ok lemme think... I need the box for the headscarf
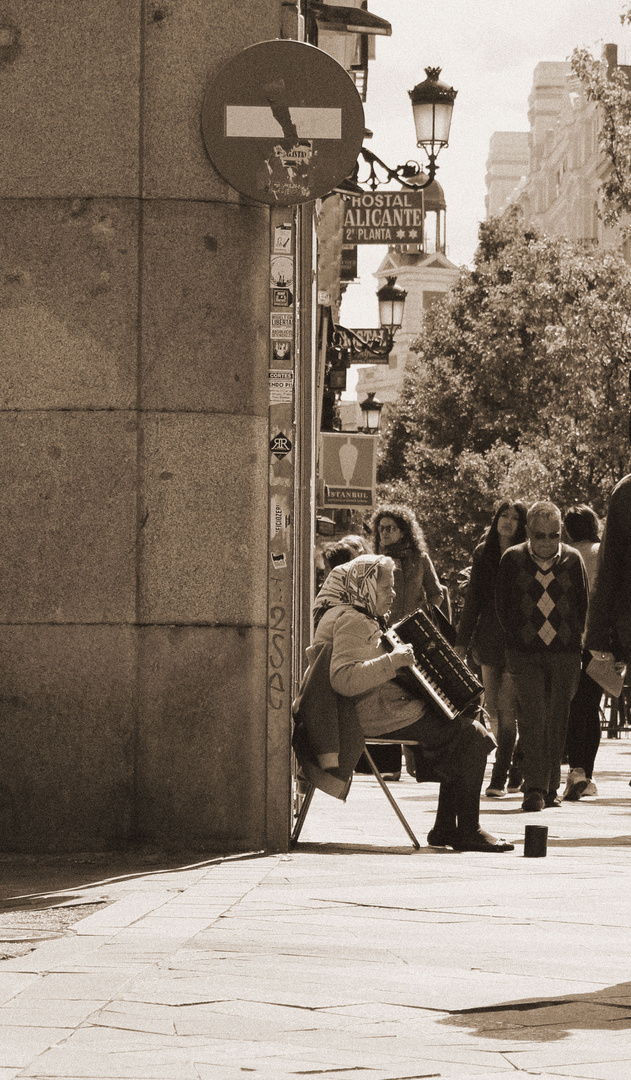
[312,563,350,626]
[313,554,389,627]
[345,554,385,618]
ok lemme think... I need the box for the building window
[422,291,445,311]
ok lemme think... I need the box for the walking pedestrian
[454,500,527,797]
[562,505,603,799]
[495,501,588,812]
[585,474,631,665]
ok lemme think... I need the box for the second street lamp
[377,277,407,337]
[333,275,407,363]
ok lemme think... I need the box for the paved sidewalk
[1,740,631,1080]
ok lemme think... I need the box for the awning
[312,4,392,36]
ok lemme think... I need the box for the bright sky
[339,0,630,329]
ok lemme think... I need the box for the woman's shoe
[454,829,515,853]
[485,786,506,798]
[427,827,459,848]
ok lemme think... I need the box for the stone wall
[0,0,283,852]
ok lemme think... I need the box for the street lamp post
[359,391,384,434]
[332,275,407,365]
[342,66,457,193]
[377,277,408,338]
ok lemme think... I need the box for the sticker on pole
[201,39,365,205]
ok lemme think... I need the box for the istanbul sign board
[342,190,424,245]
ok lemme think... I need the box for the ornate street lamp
[377,277,407,336]
[346,66,457,192]
[409,67,457,180]
[333,276,407,362]
[359,391,384,434]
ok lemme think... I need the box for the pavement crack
[450,998,574,1015]
[292,1070,376,1075]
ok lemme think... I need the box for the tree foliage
[571,8,631,228]
[378,210,631,585]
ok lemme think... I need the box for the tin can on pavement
[524,824,548,857]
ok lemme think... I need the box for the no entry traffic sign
[201,39,365,205]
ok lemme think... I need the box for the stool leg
[363,747,420,849]
[290,783,315,847]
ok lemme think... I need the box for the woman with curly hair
[368,504,446,779]
[371,504,445,624]
[454,499,528,797]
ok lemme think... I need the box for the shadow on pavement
[292,842,462,855]
[442,981,631,1042]
[0,848,266,912]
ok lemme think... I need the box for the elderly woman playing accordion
[312,554,514,852]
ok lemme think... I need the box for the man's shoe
[583,779,598,796]
[507,771,523,793]
[545,792,563,807]
[563,767,589,801]
[485,786,506,798]
[382,771,401,781]
[521,790,545,812]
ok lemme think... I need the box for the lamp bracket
[333,324,395,361]
[354,147,437,192]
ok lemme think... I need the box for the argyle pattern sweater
[495,542,588,654]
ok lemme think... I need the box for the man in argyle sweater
[495,501,588,812]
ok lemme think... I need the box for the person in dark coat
[454,500,528,797]
[368,504,445,780]
[585,474,631,664]
[562,505,603,800]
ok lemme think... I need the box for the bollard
[524,824,548,857]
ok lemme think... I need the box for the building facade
[486,45,631,249]
[0,0,386,854]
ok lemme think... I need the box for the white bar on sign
[226,106,342,139]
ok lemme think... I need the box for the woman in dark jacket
[368,504,446,779]
[454,500,528,797]
[372,504,445,625]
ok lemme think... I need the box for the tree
[571,9,631,228]
[378,210,631,585]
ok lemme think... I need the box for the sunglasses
[378,524,399,533]
[532,532,560,540]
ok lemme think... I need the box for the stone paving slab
[1,740,631,1080]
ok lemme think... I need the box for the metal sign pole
[266,206,297,850]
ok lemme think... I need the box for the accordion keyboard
[383,607,483,721]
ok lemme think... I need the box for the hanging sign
[342,190,424,244]
[320,433,378,508]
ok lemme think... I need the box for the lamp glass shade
[359,392,383,432]
[412,99,454,149]
[408,67,457,153]
[328,367,347,391]
[377,276,407,330]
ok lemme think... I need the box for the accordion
[383,607,483,721]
